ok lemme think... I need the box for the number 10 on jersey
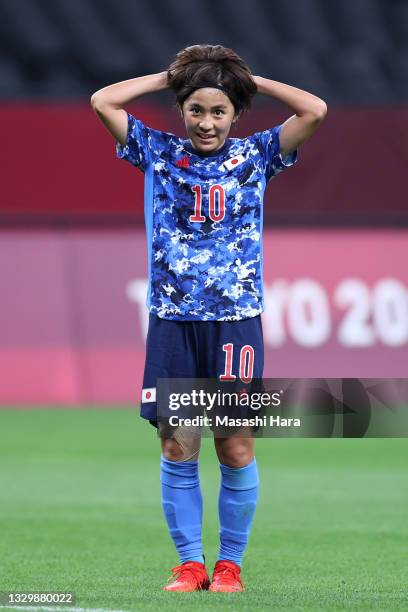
[189,184,226,222]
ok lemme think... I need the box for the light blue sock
[160,456,204,564]
[218,458,259,567]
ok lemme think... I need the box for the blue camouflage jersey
[117,112,297,321]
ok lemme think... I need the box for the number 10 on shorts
[219,343,255,383]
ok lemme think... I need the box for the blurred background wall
[1,0,407,404]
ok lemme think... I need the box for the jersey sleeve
[115,112,155,172]
[254,124,297,183]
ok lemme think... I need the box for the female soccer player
[91,44,326,593]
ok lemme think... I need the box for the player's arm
[253,76,327,156]
[90,72,168,145]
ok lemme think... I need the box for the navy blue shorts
[141,313,264,425]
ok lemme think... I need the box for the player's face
[181,88,237,155]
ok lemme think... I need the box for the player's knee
[161,438,185,462]
[223,452,252,468]
[220,440,253,468]
[161,438,200,462]
[216,437,254,468]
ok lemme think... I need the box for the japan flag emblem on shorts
[220,154,246,171]
[142,387,156,403]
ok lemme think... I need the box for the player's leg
[159,425,209,591]
[160,423,203,565]
[209,433,258,592]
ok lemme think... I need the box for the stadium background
[1,2,407,610]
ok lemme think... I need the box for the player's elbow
[90,92,103,111]
[91,91,113,113]
[312,99,328,123]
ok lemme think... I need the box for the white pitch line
[0,607,128,612]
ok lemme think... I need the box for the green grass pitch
[0,408,407,611]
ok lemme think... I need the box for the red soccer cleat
[209,560,244,593]
[163,561,210,592]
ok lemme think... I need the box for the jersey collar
[182,138,231,159]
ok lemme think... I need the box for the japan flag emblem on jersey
[142,387,156,403]
[220,154,246,171]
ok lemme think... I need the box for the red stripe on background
[1,104,407,218]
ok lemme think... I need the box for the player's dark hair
[167,44,257,116]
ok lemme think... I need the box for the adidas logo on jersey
[176,155,190,169]
[219,154,246,171]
